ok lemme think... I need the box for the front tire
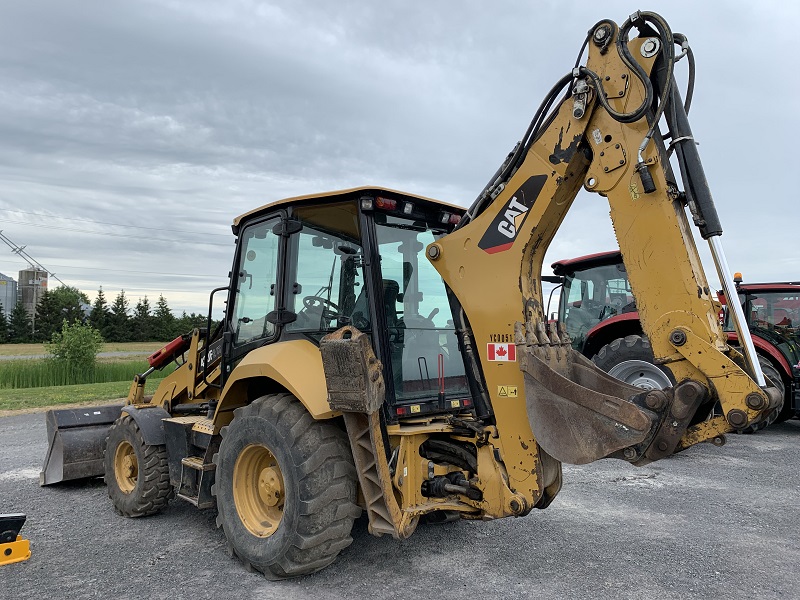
[104,414,171,517]
[213,393,360,579]
[592,335,673,390]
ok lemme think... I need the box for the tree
[0,303,8,343]
[107,290,131,342]
[131,296,153,341]
[90,287,111,340]
[175,311,207,336]
[34,286,89,342]
[153,295,176,341]
[8,300,32,343]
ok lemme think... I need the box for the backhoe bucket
[517,321,705,466]
[39,404,123,486]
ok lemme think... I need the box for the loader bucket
[39,404,123,486]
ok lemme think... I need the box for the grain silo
[18,268,47,318]
[0,273,16,319]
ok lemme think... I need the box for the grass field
[0,343,169,413]
[0,341,164,357]
[0,377,165,413]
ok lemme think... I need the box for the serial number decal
[489,333,514,343]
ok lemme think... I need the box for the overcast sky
[0,1,796,316]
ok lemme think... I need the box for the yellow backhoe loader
[40,10,779,579]
[0,514,31,566]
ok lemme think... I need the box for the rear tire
[592,335,673,390]
[104,414,171,517]
[212,392,360,579]
[759,358,788,427]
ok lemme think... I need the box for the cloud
[0,0,795,317]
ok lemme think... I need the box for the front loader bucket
[39,404,123,486]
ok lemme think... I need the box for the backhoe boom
[429,11,779,466]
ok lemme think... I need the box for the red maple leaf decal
[496,346,507,357]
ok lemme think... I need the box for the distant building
[18,268,47,319]
[0,273,16,319]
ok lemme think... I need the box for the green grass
[0,359,154,389]
[0,341,163,357]
[0,377,165,412]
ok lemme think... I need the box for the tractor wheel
[759,358,789,426]
[733,357,784,433]
[104,414,171,517]
[212,392,360,579]
[592,335,673,390]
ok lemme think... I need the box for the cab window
[231,217,280,346]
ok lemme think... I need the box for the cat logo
[478,175,547,254]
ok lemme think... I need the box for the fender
[216,339,335,421]
[582,312,643,356]
[121,405,171,445]
[726,332,792,377]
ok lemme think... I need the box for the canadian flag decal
[487,343,516,362]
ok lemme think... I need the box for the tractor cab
[549,251,636,351]
[223,187,471,422]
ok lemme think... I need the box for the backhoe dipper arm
[429,11,780,471]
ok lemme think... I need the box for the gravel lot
[1,411,798,600]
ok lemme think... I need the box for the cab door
[226,214,283,372]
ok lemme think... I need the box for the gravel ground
[0,412,798,600]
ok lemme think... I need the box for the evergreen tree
[131,296,153,341]
[33,285,89,342]
[153,295,176,341]
[90,287,111,340]
[175,311,207,336]
[8,300,33,343]
[0,303,8,343]
[107,290,131,342]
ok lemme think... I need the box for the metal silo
[0,273,16,319]
[18,268,47,319]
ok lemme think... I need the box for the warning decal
[497,385,519,398]
[487,343,516,362]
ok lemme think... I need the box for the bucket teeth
[518,318,659,465]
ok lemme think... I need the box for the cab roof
[736,283,800,293]
[551,250,621,276]
[233,186,465,229]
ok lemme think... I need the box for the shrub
[45,321,104,372]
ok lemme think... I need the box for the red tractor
[545,251,799,424]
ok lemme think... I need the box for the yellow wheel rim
[233,444,285,537]
[114,440,138,494]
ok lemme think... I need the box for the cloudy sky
[0,1,796,316]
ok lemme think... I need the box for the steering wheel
[303,296,340,320]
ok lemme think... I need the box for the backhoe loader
[40,10,780,579]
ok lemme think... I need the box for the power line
[0,219,232,247]
[0,230,65,286]
[0,257,223,279]
[0,207,232,238]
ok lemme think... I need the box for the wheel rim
[114,440,138,493]
[607,359,671,390]
[233,444,285,537]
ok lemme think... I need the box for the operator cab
[225,187,471,422]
